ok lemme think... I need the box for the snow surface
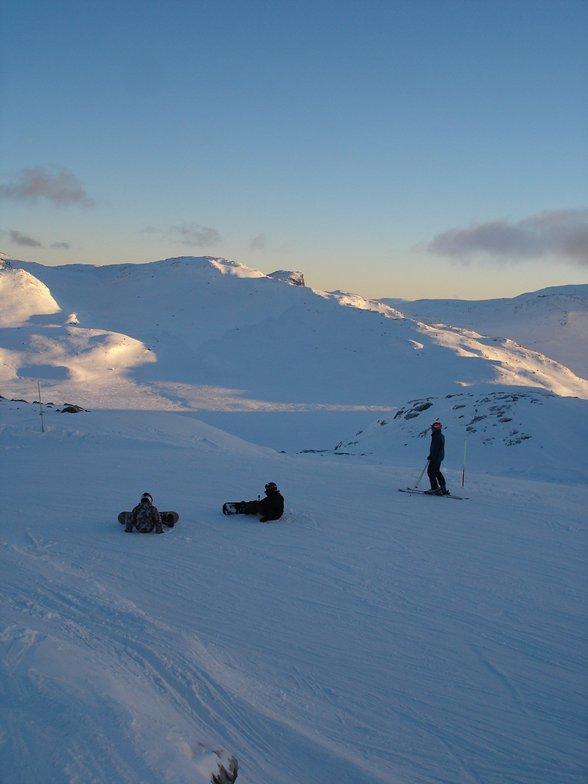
[382,286,588,381]
[1,256,587,783]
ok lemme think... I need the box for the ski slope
[1,401,586,784]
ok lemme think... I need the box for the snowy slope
[0,262,60,327]
[330,388,588,484]
[1,398,586,784]
[382,285,588,380]
[1,256,587,784]
[1,257,587,452]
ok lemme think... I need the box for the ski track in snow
[2,411,587,784]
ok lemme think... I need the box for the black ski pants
[427,461,446,490]
[239,500,261,515]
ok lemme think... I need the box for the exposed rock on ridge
[268,269,305,286]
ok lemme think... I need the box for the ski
[398,488,468,500]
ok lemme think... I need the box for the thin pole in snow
[462,434,467,487]
[414,460,428,489]
[37,380,45,433]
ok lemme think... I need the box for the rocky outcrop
[210,750,239,783]
[268,270,305,286]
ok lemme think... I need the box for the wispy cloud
[170,223,222,247]
[0,166,94,206]
[428,209,588,266]
[1,229,71,249]
[7,230,42,247]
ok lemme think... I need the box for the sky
[1,0,587,300]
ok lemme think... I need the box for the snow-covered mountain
[1,256,587,784]
[1,256,587,454]
[382,285,588,379]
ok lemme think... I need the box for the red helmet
[432,421,442,430]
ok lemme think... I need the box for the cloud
[170,223,222,247]
[0,230,71,249]
[7,230,42,247]
[0,166,94,206]
[427,209,588,266]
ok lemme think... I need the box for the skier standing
[125,492,164,533]
[425,422,450,495]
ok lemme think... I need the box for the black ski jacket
[428,431,445,465]
[259,489,284,522]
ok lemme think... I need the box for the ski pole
[462,435,467,487]
[414,460,428,489]
[37,380,45,433]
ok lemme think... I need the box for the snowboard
[398,488,468,501]
[222,502,244,516]
[118,511,179,526]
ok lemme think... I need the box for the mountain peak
[160,255,266,279]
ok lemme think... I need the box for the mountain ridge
[381,284,588,378]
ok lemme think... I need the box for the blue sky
[1,0,587,299]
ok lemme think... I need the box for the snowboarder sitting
[125,492,164,533]
[425,421,450,495]
[234,482,284,522]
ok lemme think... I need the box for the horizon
[1,0,587,300]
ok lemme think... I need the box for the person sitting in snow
[234,482,284,522]
[425,421,450,495]
[125,492,164,533]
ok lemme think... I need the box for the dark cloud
[428,209,588,266]
[0,166,94,206]
[51,241,71,249]
[8,230,42,247]
[170,223,222,247]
